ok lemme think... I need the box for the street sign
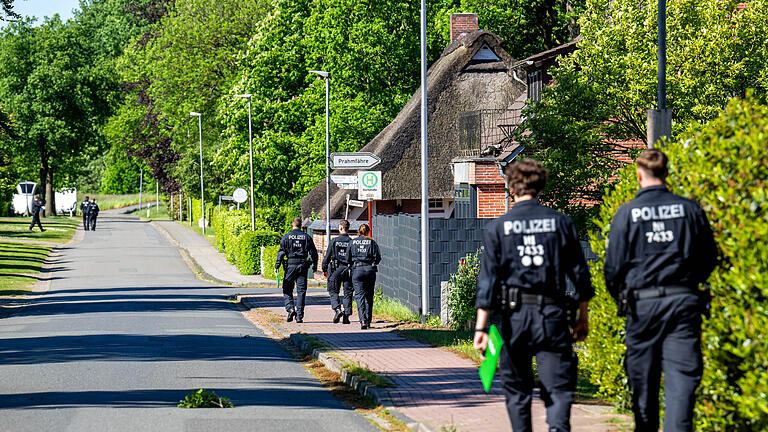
[233,188,248,203]
[337,183,357,190]
[331,152,381,170]
[220,195,234,200]
[348,199,365,208]
[330,175,358,184]
[357,171,382,200]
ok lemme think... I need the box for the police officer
[275,217,318,323]
[322,219,353,324]
[87,199,100,231]
[28,195,46,232]
[473,158,593,432]
[604,149,717,432]
[80,196,91,229]
[346,223,381,330]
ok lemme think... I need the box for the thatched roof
[301,30,524,219]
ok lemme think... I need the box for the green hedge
[261,245,284,281]
[583,95,768,430]
[447,251,480,330]
[235,230,281,275]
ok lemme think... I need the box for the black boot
[287,310,296,322]
[333,308,343,324]
[342,314,351,324]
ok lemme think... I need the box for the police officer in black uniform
[275,217,318,323]
[80,196,91,229]
[604,149,717,432]
[474,158,593,432]
[322,219,353,324]
[87,199,100,231]
[346,223,381,330]
[28,195,46,232]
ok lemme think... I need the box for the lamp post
[310,70,331,240]
[235,94,255,231]
[647,0,671,147]
[190,112,205,235]
[419,0,429,324]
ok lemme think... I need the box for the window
[527,70,542,102]
[428,199,444,209]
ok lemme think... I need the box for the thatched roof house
[301,20,526,221]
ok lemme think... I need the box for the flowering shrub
[447,251,481,330]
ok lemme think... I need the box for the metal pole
[325,77,331,241]
[658,0,666,111]
[247,97,255,231]
[171,193,174,219]
[189,196,192,226]
[139,169,143,209]
[367,199,373,237]
[419,0,429,324]
[156,182,159,211]
[191,113,205,235]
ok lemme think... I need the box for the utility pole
[419,0,429,324]
[310,70,331,240]
[647,0,671,148]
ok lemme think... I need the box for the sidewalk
[153,219,630,432]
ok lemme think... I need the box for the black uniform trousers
[88,214,98,230]
[82,212,89,229]
[29,213,43,231]
[328,265,353,314]
[351,265,376,325]
[625,293,702,432]
[499,304,577,432]
[282,264,308,319]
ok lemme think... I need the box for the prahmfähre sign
[331,152,381,170]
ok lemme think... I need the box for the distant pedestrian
[275,217,318,323]
[87,199,100,231]
[474,158,592,432]
[604,149,718,432]
[80,196,91,230]
[322,219,353,324]
[28,195,45,232]
[346,224,381,330]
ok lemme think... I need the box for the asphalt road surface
[0,212,375,432]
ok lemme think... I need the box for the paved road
[0,213,374,431]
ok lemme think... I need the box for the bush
[583,95,768,430]
[234,230,281,275]
[178,389,233,408]
[261,245,284,281]
[447,251,480,330]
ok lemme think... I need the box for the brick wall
[477,184,508,218]
[472,162,505,184]
[450,13,478,43]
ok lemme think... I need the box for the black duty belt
[352,261,374,268]
[632,285,695,300]
[287,258,306,265]
[519,293,558,305]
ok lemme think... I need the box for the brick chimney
[450,13,478,43]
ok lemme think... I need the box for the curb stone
[238,296,438,432]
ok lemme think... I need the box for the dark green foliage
[447,251,480,330]
[178,388,233,408]
[582,96,768,430]
[261,245,283,281]
[235,230,281,275]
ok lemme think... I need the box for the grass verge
[131,202,171,220]
[175,220,216,244]
[342,361,395,388]
[0,241,52,295]
[77,193,147,210]
[0,216,79,244]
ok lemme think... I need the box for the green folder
[479,324,503,393]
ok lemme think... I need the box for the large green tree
[1,0,18,22]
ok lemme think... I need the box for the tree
[1,0,18,22]
[519,0,768,232]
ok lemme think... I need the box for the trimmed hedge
[261,245,284,281]
[235,230,281,275]
[583,96,768,430]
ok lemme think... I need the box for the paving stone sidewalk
[153,218,630,432]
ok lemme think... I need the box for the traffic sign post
[331,152,381,170]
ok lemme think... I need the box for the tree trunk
[39,142,48,217]
[45,167,55,217]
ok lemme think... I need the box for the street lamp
[310,70,331,240]
[235,93,255,231]
[419,0,429,324]
[190,111,205,235]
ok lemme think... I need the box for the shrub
[234,230,281,275]
[447,251,480,330]
[261,245,284,281]
[582,95,768,430]
[178,389,233,408]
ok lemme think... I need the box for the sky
[10,0,82,24]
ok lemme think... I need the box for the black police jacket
[604,185,718,300]
[80,200,90,214]
[476,198,594,309]
[31,200,45,216]
[88,202,100,216]
[322,233,351,272]
[346,236,382,267]
[276,228,318,270]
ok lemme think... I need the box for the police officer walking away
[28,195,46,232]
[473,158,593,432]
[87,199,100,231]
[275,217,318,323]
[322,219,353,324]
[346,223,381,330]
[604,149,717,432]
[80,196,91,229]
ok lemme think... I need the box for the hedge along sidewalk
[240,291,628,432]
[150,219,324,287]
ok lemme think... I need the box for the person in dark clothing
[604,149,718,432]
[80,196,91,230]
[275,217,318,323]
[322,219,354,324]
[28,195,46,232]
[473,158,593,432]
[346,223,381,330]
[87,199,100,231]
